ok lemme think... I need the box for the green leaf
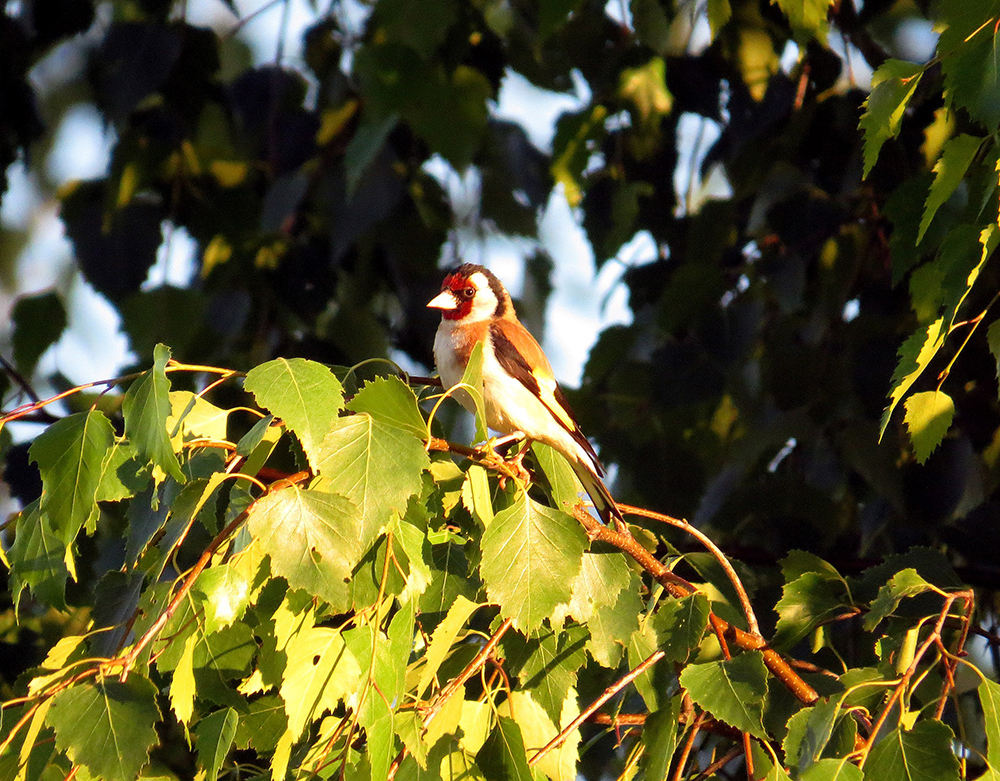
[556,545,630,624]
[503,624,588,726]
[618,57,672,124]
[917,134,982,243]
[248,486,364,611]
[418,595,480,696]
[12,291,67,378]
[988,319,1000,383]
[539,0,584,38]
[233,695,286,753]
[679,651,768,739]
[243,357,345,469]
[799,759,864,781]
[940,10,1000,131]
[639,698,681,781]
[193,561,253,634]
[95,439,146,503]
[347,375,428,439]
[782,695,846,774]
[903,391,955,463]
[773,0,834,42]
[316,411,429,550]
[372,0,457,59]
[859,60,924,178]
[532,442,584,517]
[29,410,114,545]
[123,343,185,483]
[9,502,69,611]
[195,707,237,781]
[707,0,732,37]
[475,717,532,781]
[878,318,946,441]
[480,491,587,630]
[773,571,851,649]
[47,675,160,781]
[552,106,608,207]
[864,568,935,631]
[979,677,1000,772]
[588,583,642,668]
[628,621,666,711]
[275,601,362,739]
[865,720,960,781]
[652,593,710,662]
[346,114,400,196]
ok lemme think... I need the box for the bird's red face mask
[427,273,477,321]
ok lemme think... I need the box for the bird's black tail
[572,458,626,529]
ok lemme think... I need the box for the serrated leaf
[903,391,954,463]
[653,593,710,662]
[475,716,532,781]
[248,486,363,611]
[9,503,68,611]
[47,675,160,781]
[588,583,642,668]
[532,442,583,516]
[29,410,114,545]
[941,13,1000,131]
[878,318,945,441]
[95,439,146,503]
[168,391,231,442]
[243,357,345,468]
[556,545,630,624]
[123,344,185,483]
[316,412,429,550]
[979,677,1000,772]
[865,720,960,781]
[917,134,982,243]
[504,624,588,726]
[864,568,935,631]
[799,759,864,781]
[233,695,286,753]
[347,375,428,439]
[195,707,237,780]
[480,492,587,630]
[170,632,198,724]
[782,695,846,774]
[276,602,361,739]
[679,651,768,739]
[773,572,851,649]
[859,60,924,178]
[640,698,681,781]
[12,291,67,378]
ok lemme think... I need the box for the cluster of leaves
[859,0,1000,463]
[0,350,995,781]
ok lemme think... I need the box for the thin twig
[528,650,666,767]
[620,503,761,637]
[422,618,513,728]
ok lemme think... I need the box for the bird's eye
[461,286,476,299]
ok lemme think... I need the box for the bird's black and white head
[427,264,511,324]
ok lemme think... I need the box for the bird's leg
[474,432,531,485]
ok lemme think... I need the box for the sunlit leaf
[917,134,982,244]
[29,410,114,545]
[903,390,954,464]
[248,486,363,610]
[860,60,924,178]
[480,492,587,630]
[316,412,429,550]
[475,717,532,781]
[195,707,237,781]
[243,357,345,468]
[864,568,935,630]
[123,343,185,483]
[679,651,768,739]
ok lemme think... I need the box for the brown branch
[572,507,819,705]
[111,472,308,680]
[529,650,666,767]
[620,504,760,637]
[421,617,513,728]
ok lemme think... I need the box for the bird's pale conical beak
[427,290,459,310]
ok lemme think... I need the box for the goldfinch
[428,263,625,528]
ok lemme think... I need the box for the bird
[427,263,625,529]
